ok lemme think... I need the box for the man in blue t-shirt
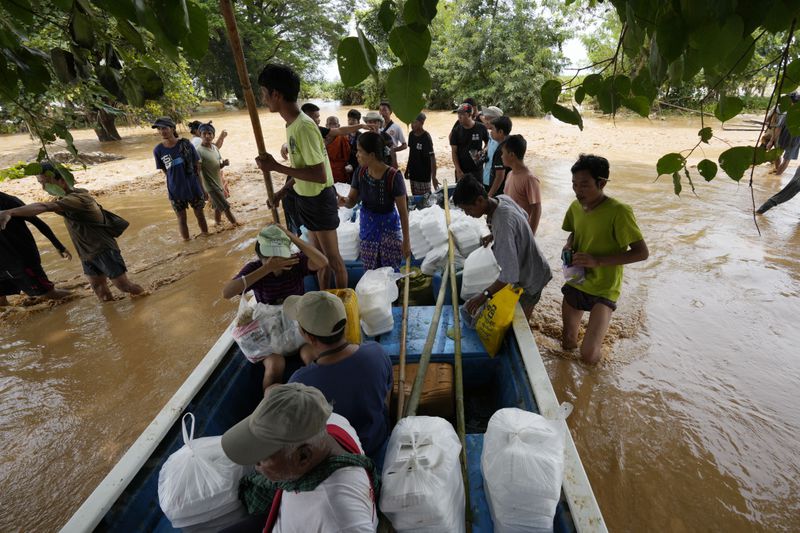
[284,291,392,462]
[152,117,209,241]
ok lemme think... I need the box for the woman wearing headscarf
[196,122,239,227]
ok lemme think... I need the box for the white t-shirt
[191,136,202,148]
[273,414,377,533]
[382,122,406,148]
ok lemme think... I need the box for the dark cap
[152,117,176,129]
[187,120,202,130]
[415,112,427,122]
[456,103,473,115]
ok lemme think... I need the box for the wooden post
[219,0,280,223]
[442,179,471,530]
[396,256,412,419]
[404,262,449,417]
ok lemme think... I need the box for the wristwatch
[482,289,491,298]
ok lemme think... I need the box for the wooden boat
[61,269,607,532]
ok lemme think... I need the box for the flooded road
[1,107,799,531]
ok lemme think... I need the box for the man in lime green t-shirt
[561,154,649,364]
[254,63,346,289]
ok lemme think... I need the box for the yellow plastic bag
[325,288,362,344]
[475,285,522,357]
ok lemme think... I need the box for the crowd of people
[0,61,654,531]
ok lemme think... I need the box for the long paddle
[396,256,412,419]
[442,179,472,530]
[404,261,449,417]
[219,0,281,223]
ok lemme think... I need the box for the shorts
[561,284,617,312]
[519,287,543,310]
[295,186,339,232]
[82,248,128,279]
[170,196,206,212]
[410,179,432,195]
[0,264,54,296]
[206,187,230,212]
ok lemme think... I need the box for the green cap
[221,383,332,465]
[256,225,292,258]
[283,291,347,337]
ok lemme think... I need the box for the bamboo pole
[442,179,471,530]
[219,0,281,223]
[404,262,449,417]
[396,256,412,419]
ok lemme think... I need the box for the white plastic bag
[481,405,572,533]
[231,293,271,361]
[460,246,501,301]
[380,416,465,532]
[158,414,248,529]
[356,267,401,336]
[231,296,304,363]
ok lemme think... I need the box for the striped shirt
[235,253,311,304]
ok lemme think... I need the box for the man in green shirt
[561,154,649,364]
[254,64,346,289]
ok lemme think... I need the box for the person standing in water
[561,154,649,364]
[196,122,239,227]
[152,117,209,241]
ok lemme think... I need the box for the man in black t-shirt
[406,113,438,195]
[449,103,488,180]
[487,115,513,196]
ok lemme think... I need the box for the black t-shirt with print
[406,130,434,181]
[490,139,511,193]
[449,122,488,173]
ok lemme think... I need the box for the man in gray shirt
[454,175,551,318]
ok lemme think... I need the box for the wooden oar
[404,261,449,417]
[219,0,281,223]
[396,256,412,419]
[442,179,472,530]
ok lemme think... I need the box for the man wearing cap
[480,106,504,190]
[254,64,346,290]
[362,111,397,168]
[152,117,210,241]
[284,291,392,463]
[406,112,438,195]
[223,224,328,389]
[449,103,489,181]
[222,383,378,532]
[0,162,145,301]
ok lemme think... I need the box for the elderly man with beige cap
[222,382,378,532]
[283,291,393,464]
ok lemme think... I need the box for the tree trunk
[93,108,122,142]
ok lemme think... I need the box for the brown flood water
[1,106,800,532]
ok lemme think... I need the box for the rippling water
[1,108,799,531]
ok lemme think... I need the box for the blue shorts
[82,249,128,279]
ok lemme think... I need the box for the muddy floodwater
[1,106,799,532]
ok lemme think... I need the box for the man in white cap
[222,383,378,532]
[284,291,392,463]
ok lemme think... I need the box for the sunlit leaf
[550,103,584,131]
[389,25,430,66]
[718,146,755,181]
[386,64,431,124]
[337,36,377,87]
[697,159,717,181]
[714,96,743,123]
[44,183,67,197]
[656,152,685,175]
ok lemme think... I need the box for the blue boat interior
[98,304,574,532]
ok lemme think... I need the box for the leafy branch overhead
[337,0,438,124]
[0,0,209,186]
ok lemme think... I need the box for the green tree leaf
[44,183,67,197]
[180,0,208,60]
[337,36,377,87]
[655,11,687,62]
[70,9,95,48]
[386,64,431,124]
[657,152,685,175]
[389,25,431,66]
[402,0,437,26]
[672,171,682,195]
[697,159,717,181]
[582,74,602,96]
[0,0,33,26]
[718,146,755,181]
[540,79,561,111]
[623,95,650,117]
[378,1,396,33]
[574,86,585,105]
[698,127,713,143]
[550,103,584,130]
[632,69,657,101]
[129,66,164,99]
[714,96,743,123]
[50,48,77,84]
[23,162,42,176]
[116,19,146,53]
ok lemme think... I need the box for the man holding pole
[254,64,347,289]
